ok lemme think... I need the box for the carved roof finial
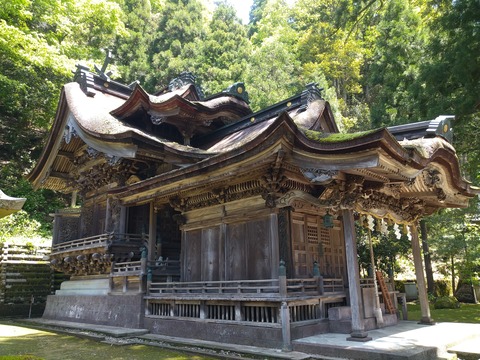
[94,50,114,80]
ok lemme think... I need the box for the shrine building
[28,65,478,348]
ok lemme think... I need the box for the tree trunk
[451,255,456,294]
[420,220,435,295]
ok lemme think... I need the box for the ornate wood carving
[106,198,122,233]
[315,174,427,222]
[50,252,114,275]
[300,168,338,184]
[58,216,80,243]
[260,150,288,208]
[423,169,441,187]
[81,205,94,236]
[422,169,446,202]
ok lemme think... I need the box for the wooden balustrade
[51,233,148,254]
[323,278,345,293]
[52,234,109,253]
[111,260,143,276]
[148,279,281,296]
[147,277,343,298]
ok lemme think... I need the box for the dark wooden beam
[58,150,75,161]
[50,171,72,180]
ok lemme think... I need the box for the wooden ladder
[376,271,396,314]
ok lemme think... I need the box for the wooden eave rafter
[111,112,477,211]
[28,84,218,192]
[296,127,477,198]
[27,88,70,190]
[110,112,300,204]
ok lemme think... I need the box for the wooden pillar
[367,228,383,327]
[410,224,435,324]
[71,191,78,208]
[104,198,111,233]
[342,209,371,342]
[270,212,280,278]
[280,301,292,351]
[148,201,157,262]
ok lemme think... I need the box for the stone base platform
[43,293,144,328]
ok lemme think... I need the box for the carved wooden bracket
[317,174,426,222]
[50,252,114,276]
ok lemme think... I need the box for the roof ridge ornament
[222,82,250,103]
[301,83,324,106]
[168,72,205,99]
[93,50,114,81]
[73,51,134,98]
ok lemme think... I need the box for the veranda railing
[51,233,147,254]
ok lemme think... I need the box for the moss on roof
[304,129,380,143]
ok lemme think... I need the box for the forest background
[0,0,479,296]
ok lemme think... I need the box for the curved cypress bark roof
[28,67,478,222]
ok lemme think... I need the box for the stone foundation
[55,277,110,296]
[145,316,284,348]
[328,305,398,333]
[43,294,144,328]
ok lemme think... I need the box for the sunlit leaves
[198,1,251,94]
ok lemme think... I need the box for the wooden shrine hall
[28,64,478,348]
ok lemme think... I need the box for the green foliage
[433,296,460,309]
[145,0,206,91]
[425,207,480,292]
[434,280,451,298]
[198,1,251,94]
[407,302,480,324]
[0,0,479,254]
[365,0,427,127]
[245,35,302,111]
[248,0,268,37]
[0,210,43,242]
[304,129,379,143]
[355,222,412,278]
[114,0,153,85]
[0,170,67,235]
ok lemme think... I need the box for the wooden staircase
[376,271,396,314]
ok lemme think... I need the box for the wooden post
[313,261,324,294]
[279,260,287,297]
[70,191,77,208]
[342,209,371,342]
[410,224,435,325]
[368,228,384,326]
[281,301,292,351]
[146,268,152,296]
[148,201,157,262]
[109,261,115,293]
[235,301,242,322]
[140,246,147,293]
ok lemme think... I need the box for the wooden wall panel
[225,223,246,280]
[290,211,346,280]
[201,227,221,281]
[183,229,202,281]
[246,218,271,279]
[184,214,276,282]
[291,214,308,277]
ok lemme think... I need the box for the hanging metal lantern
[323,211,334,228]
